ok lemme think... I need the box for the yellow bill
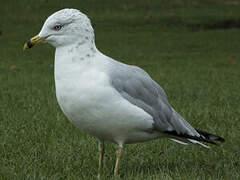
[23,35,46,50]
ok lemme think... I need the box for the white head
[24,9,95,49]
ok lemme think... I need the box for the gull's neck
[55,38,99,64]
[54,37,104,82]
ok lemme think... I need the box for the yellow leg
[114,147,123,177]
[97,141,104,179]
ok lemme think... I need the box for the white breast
[54,52,158,145]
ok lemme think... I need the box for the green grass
[1,0,240,179]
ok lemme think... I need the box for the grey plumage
[108,58,224,145]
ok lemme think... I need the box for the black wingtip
[196,129,225,143]
[163,129,225,145]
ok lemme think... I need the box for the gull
[23,9,225,178]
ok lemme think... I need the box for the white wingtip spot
[170,139,189,145]
[187,139,210,149]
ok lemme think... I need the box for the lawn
[0,0,240,179]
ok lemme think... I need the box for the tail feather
[170,138,210,148]
[170,138,189,145]
[187,139,210,148]
[165,129,225,147]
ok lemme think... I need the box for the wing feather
[108,59,200,137]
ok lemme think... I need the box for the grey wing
[108,60,200,137]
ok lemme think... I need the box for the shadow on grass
[188,19,240,31]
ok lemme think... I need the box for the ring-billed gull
[23,9,225,178]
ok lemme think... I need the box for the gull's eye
[53,25,62,31]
